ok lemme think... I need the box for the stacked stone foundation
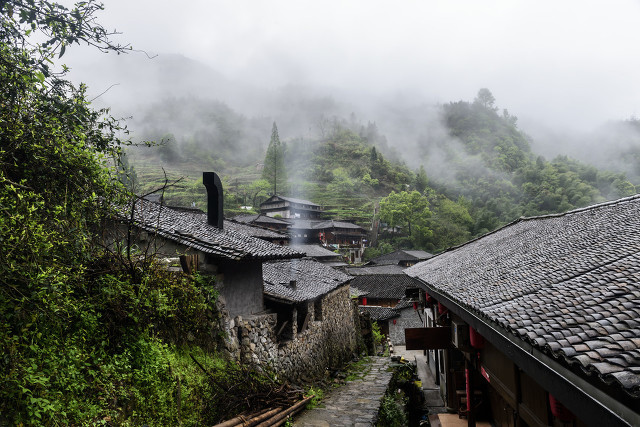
[222,285,359,383]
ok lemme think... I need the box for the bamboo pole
[254,395,314,427]
[212,407,275,427]
[240,407,284,427]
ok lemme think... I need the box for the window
[297,303,310,333]
[314,298,323,321]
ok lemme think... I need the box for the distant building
[288,219,368,263]
[231,213,291,232]
[115,172,358,383]
[260,195,323,219]
[345,265,427,345]
[290,244,346,266]
[367,249,433,267]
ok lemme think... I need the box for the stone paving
[292,357,392,427]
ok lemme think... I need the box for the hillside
[122,86,638,253]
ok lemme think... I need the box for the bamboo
[254,395,314,427]
[212,407,275,427]
[241,407,283,427]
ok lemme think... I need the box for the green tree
[0,1,130,422]
[474,88,497,110]
[262,122,287,194]
[415,165,429,193]
[378,190,432,246]
[243,179,271,208]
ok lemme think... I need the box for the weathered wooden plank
[405,327,451,350]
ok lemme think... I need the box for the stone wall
[389,306,423,345]
[221,284,358,383]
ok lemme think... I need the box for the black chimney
[203,172,224,229]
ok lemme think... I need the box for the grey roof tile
[349,274,427,299]
[360,306,399,321]
[405,195,640,397]
[369,249,434,265]
[263,258,352,303]
[127,201,303,261]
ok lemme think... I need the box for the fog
[62,0,640,168]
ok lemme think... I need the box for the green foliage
[0,2,256,424]
[371,322,384,348]
[376,392,408,427]
[304,386,325,409]
[378,190,432,247]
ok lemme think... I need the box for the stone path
[293,357,392,427]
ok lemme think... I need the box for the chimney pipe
[203,172,224,229]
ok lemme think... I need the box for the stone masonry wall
[222,284,358,383]
[389,306,423,345]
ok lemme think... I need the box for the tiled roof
[350,286,370,297]
[263,258,352,303]
[276,196,321,206]
[344,265,407,276]
[286,219,365,231]
[312,220,365,230]
[232,214,291,226]
[224,219,289,240]
[360,306,399,321]
[403,250,434,259]
[291,244,342,259]
[395,297,417,310]
[287,219,317,230]
[370,249,433,265]
[405,195,640,397]
[261,195,321,207]
[350,274,426,299]
[127,201,303,261]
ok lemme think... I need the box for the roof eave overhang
[413,277,639,427]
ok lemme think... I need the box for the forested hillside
[126,88,637,254]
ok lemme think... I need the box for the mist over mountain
[71,52,639,233]
[73,52,640,186]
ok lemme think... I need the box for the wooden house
[117,172,304,318]
[346,265,427,345]
[260,195,323,219]
[367,248,434,267]
[405,196,640,426]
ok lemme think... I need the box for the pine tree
[262,122,287,194]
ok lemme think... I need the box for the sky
[66,0,640,135]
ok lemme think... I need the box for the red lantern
[438,302,448,315]
[393,319,397,324]
[470,326,485,349]
[425,293,434,304]
[549,394,575,422]
[413,301,418,310]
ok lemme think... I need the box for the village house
[224,218,290,246]
[287,219,368,263]
[366,248,433,267]
[253,257,359,381]
[290,244,346,266]
[237,197,369,263]
[404,196,640,426]
[345,260,427,345]
[231,213,291,233]
[120,173,302,318]
[260,195,323,219]
[119,172,360,381]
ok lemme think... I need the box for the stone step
[293,357,392,427]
